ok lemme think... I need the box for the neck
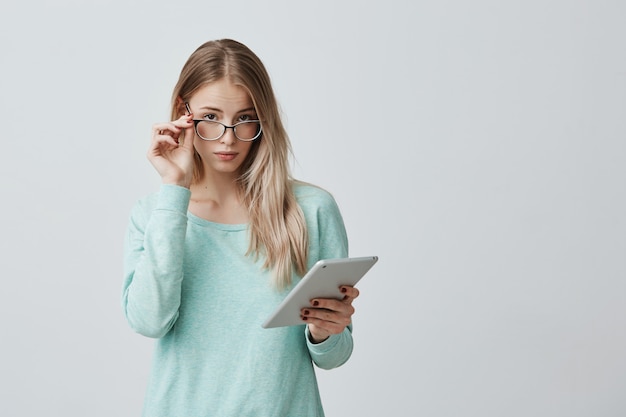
[187,168,250,224]
[191,172,240,204]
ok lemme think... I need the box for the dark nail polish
[303,310,310,315]
[312,300,319,307]
[341,287,347,293]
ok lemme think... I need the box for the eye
[238,114,255,122]
[202,113,217,121]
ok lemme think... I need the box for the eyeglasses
[185,103,262,142]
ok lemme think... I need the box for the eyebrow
[197,106,257,114]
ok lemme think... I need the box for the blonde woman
[122,39,359,416]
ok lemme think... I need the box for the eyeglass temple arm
[184,102,192,115]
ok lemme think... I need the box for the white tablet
[262,256,379,328]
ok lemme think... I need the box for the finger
[149,134,181,153]
[302,302,355,322]
[309,297,356,313]
[170,115,195,145]
[152,123,182,140]
[152,115,192,138]
[181,125,196,150]
[303,315,349,335]
[339,286,360,302]
[302,308,350,325]
[171,113,194,128]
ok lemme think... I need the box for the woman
[122,39,359,416]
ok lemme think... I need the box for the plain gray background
[1,1,624,416]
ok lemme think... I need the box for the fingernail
[341,287,347,293]
[312,300,319,307]
[343,295,349,301]
[301,316,308,321]
[303,310,310,315]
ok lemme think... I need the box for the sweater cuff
[156,184,191,214]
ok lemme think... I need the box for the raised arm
[122,115,196,337]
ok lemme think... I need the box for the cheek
[241,142,255,156]
[192,136,216,153]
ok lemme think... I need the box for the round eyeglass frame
[185,102,262,142]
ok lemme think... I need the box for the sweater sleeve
[122,184,191,338]
[300,186,354,369]
[306,325,354,370]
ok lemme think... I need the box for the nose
[220,126,237,145]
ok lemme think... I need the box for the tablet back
[262,256,378,328]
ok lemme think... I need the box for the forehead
[189,79,253,110]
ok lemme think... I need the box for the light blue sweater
[123,183,352,416]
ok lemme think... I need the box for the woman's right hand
[147,114,196,188]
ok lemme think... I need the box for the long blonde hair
[170,39,308,289]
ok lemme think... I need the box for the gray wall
[1,1,624,416]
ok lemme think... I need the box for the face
[185,79,257,178]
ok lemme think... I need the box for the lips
[214,151,238,161]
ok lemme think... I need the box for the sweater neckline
[187,211,248,231]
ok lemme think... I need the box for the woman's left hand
[302,286,360,343]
